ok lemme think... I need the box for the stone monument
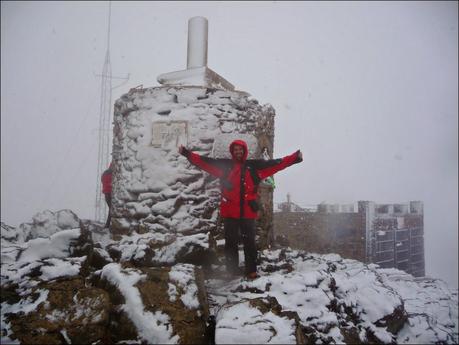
[111,17,275,249]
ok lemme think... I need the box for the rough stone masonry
[111,85,275,249]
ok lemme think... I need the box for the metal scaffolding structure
[95,2,128,222]
[95,2,113,222]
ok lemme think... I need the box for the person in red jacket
[101,162,113,229]
[179,140,302,279]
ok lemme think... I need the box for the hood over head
[229,139,248,162]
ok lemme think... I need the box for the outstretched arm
[257,150,303,180]
[179,145,225,178]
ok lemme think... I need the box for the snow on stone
[208,248,458,344]
[1,222,17,243]
[2,209,458,344]
[167,283,178,303]
[60,329,71,344]
[17,228,81,263]
[94,247,113,263]
[43,290,105,326]
[380,268,459,344]
[154,233,208,264]
[84,221,113,248]
[215,300,297,344]
[100,263,179,344]
[114,231,175,262]
[331,261,401,323]
[1,228,84,292]
[168,263,200,309]
[1,289,49,343]
[112,86,274,235]
[16,210,80,243]
[39,257,86,281]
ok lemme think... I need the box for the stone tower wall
[111,86,275,247]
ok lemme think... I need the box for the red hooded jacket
[101,167,112,194]
[181,140,302,219]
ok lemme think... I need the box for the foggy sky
[1,1,457,288]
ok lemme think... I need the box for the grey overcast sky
[1,1,457,288]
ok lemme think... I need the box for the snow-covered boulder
[14,209,80,243]
[215,296,305,344]
[91,263,209,344]
[2,277,110,344]
[0,222,17,244]
[103,230,214,268]
[2,212,457,344]
[207,249,458,344]
[1,227,92,296]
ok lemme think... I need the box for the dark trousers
[224,218,257,274]
[104,193,112,228]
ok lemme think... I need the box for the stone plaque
[152,121,188,149]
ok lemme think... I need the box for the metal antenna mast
[95,1,129,222]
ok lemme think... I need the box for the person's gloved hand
[295,149,303,163]
[178,145,190,158]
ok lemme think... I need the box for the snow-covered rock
[0,222,17,244]
[215,296,305,344]
[9,209,80,243]
[207,249,458,344]
[2,213,457,344]
[91,262,209,344]
[2,277,110,344]
[102,230,213,268]
[1,227,90,296]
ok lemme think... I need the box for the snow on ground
[99,263,179,344]
[168,263,200,309]
[207,248,459,344]
[215,300,297,344]
[1,212,457,344]
[1,289,49,344]
[154,232,208,264]
[1,227,85,295]
[380,268,459,344]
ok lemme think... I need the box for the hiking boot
[246,272,259,280]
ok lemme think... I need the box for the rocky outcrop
[91,263,209,344]
[206,249,458,344]
[1,213,458,344]
[4,277,110,344]
[0,222,17,243]
[1,212,212,344]
[102,229,215,269]
[215,296,306,344]
[15,209,80,243]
